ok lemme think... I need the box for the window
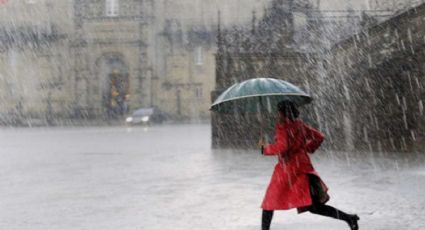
[195,46,203,65]
[195,86,203,99]
[106,0,119,17]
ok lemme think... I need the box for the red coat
[261,118,327,211]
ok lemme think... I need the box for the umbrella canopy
[210,78,312,113]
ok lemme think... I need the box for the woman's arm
[304,124,324,153]
[263,126,288,156]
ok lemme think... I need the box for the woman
[259,101,359,230]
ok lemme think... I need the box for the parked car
[125,107,167,125]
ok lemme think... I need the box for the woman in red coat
[259,101,359,230]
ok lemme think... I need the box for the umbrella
[210,78,312,114]
[210,78,312,143]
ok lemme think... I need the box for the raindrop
[402,96,407,111]
[256,100,261,121]
[380,88,385,98]
[365,78,371,92]
[304,80,310,93]
[408,28,413,43]
[411,130,416,141]
[363,127,369,143]
[403,111,408,129]
[390,137,396,150]
[314,107,322,130]
[414,76,421,89]
[367,54,373,68]
[366,33,371,46]
[343,112,354,151]
[401,137,408,151]
[368,142,374,155]
[407,72,414,92]
[374,116,379,130]
[395,93,400,105]
[344,151,351,166]
[266,97,272,113]
[419,100,423,115]
[401,39,406,50]
[343,84,350,101]
[377,141,383,154]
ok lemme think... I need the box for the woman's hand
[258,138,268,155]
[258,138,267,148]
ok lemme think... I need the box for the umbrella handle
[258,97,266,144]
[260,119,264,140]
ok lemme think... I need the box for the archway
[96,53,130,118]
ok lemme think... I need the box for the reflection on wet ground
[0,124,424,230]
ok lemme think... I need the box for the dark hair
[277,101,299,121]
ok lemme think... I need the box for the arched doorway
[97,53,130,118]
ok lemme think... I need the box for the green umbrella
[210,78,312,113]
[210,78,312,143]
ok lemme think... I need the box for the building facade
[0,0,72,125]
[211,0,424,152]
[1,0,266,124]
[71,0,155,119]
[212,0,323,148]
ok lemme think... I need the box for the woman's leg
[262,210,274,230]
[307,203,359,230]
[308,203,350,220]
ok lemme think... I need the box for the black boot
[262,210,273,230]
[346,214,360,230]
[307,204,359,230]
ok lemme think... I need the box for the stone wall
[0,0,72,125]
[325,2,425,152]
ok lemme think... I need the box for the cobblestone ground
[0,124,424,230]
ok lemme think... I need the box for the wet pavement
[0,124,424,230]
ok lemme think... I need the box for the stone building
[152,0,272,120]
[0,0,72,125]
[71,0,156,119]
[212,0,323,148]
[0,0,266,124]
[211,0,424,152]
[156,23,216,120]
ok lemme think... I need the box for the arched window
[105,0,119,17]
